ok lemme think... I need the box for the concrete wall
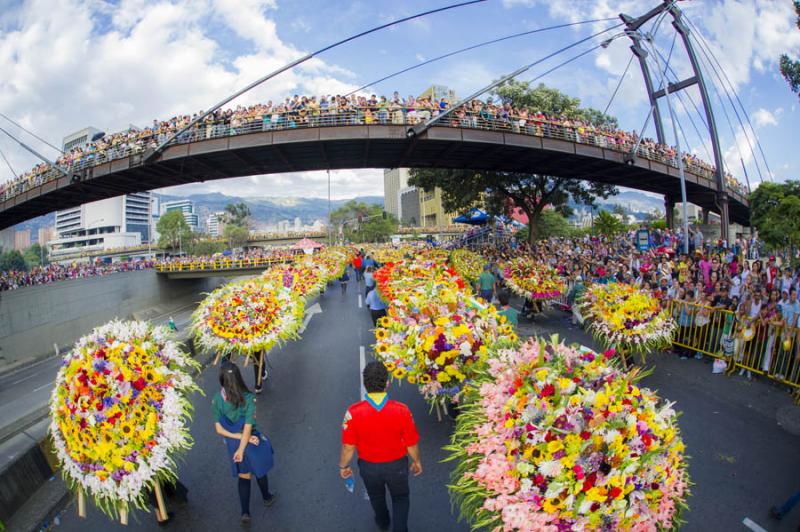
[0,271,224,368]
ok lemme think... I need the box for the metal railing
[156,256,292,273]
[667,300,800,396]
[1,108,749,204]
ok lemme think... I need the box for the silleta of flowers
[49,320,200,518]
[451,249,486,286]
[503,258,566,301]
[373,254,518,407]
[191,277,305,361]
[446,336,689,531]
[264,261,326,299]
[579,283,676,361]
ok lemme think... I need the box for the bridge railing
[2,108,748,204]
[155,256,292,273]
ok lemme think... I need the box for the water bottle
[344,475,355,493]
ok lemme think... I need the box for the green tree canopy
[330,201,397,243]
[23,243,48,267]
[515,210,575,242]
[157,210,192,250]
[750,180,800,253]
[223,224,250,248]
[188,239,225,256]
[224,202,251,228]
[409,83,618,244]
[780,1,800,99]
[594,210,625,237]
[0,250,28,272]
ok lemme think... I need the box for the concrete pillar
[665,195,675,230]
[701,209,710,225]
[718,194,730,243]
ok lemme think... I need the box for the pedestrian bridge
[0,119,750,230]
[155,257,290,279]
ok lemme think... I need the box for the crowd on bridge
[0,259,154,291]
[0,91,748,203]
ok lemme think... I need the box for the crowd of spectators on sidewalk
[0,259,155,291]
[0,92,748,203]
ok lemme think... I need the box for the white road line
[358,295,363,309]
[359,346,366,399]
[11,373,40,386]
[33,381,53,393]
[742,517,768,532]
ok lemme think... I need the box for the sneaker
[738,368,746,376]
[374,516,390,531]
[264,493,277,507]
[679,355,688,360]
[241,514,251,525]
[694,353,703,360]
[254,386,263,394]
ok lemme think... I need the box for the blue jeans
[358,457,409,532]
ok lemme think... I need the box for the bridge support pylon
[665,194,675,230]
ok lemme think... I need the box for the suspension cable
[0,126,68,177]
[346,17,617,98]
[683,14,772,181]
[0,111,64,154]
[603,54,633,116]
[0,143,18,181]
[146,0,486,162]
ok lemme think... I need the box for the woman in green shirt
[213,362,276,523]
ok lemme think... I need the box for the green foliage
[516,210,575,242]
[330,201,397,243]
[750,180,800,252]
[224,202,251,227]
[189,239,225,256]
[23,243,48,267]
[222,224,250,248]
[649,219,668,230]
[157,210,192,250]
[594,209,625,237]
[779,1,800,98]
[0,250,28,272]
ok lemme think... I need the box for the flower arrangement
[445,336,689,531]
[503,258,566,301]
[191,277,305,361]
[373,256,518,408]
[451,249,486,286]
[263,261,325,299]
[310,248,351,282]
[579,283,675,361]
[49,320,200,519]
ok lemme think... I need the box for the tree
[780,1,800,99]
[0,250,28,272]
[157,210,192,250]
[409,83,618,244]
[517,210,574,242]
[611,204,626,217]
[188,239,225,256]
[750,180,800,255]
[223,224,250,248]
[23,243,48,267]
[224,202,251,228]
[594,210,625,237]
[330,201,397,243]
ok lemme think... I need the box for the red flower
[641,433,653,448]
[609,486,622,499]
[132,377,146,391]
[580,431,591,440]
[573,465,585,480]
[540,384,555,398]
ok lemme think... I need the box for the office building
[207,211,226,237]
[383,168,409,219]
[0,228,14,252]
[419,187,457,228]
[161,199,199,232]
[37,226,56,247]
[418,85,458,103]
[399,187,420,226]
[62,126,102,152]
[14,229,31,250]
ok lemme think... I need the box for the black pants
[370,308,387,326]
[358,457,409,532]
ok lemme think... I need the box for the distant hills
[155,192,384,230]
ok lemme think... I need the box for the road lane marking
[742,518,768,532]
[33,381,53,393]
[359,346,366,399]
[11,373,40,386]
[358,295,363,309]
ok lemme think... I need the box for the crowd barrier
[666,300,800,398]
[156,256,291,272]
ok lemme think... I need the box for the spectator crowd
[0,92,748,202]
[0,259,154,291]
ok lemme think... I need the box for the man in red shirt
[339,361,422,532]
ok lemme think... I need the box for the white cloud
[0,0,358,197]
[752,108,778,127]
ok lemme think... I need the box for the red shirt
[353,256,363,269]
[342,399,419,463]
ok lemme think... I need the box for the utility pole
[327,169,332,246]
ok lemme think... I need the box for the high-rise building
[14,229,31,250]
[37,226,56,247]
[383,168,409,219]
[419,187,458,228]
[50,128,152,261]
[162,199,199,232]
[0,228,15,252]
[207,211,226,237]
[418,85,457,103]
[399,186,420,226]
[294,217,302,232]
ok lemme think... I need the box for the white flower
[539,460,564,478]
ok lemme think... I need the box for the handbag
[712,358,727,374]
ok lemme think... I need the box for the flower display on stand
[310,247,351,283]
[191,277,305,362]
[503,258,566,301]
[445,336,689,532]
[263,261,325,299]
[579,283,675,362]
[49,320,200,519]
[451,249,486,286]
[372,255,518,409]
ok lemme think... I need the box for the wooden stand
[153,482,167,523]
[119,505,128,525]
[256,351,265,389]
[77,489,86,518]
[434,401,442,422]
[617,346,629,370]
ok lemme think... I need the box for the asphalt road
[36,282,800,531]
[0,305,197,442]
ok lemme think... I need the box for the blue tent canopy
[453,208,488,225]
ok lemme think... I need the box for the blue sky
[0,0,797,200]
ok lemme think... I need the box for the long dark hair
[219,361,250,407]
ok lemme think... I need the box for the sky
[0,0,798,200]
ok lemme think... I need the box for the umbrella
[291,237,324,250]
[453,208,488,225]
